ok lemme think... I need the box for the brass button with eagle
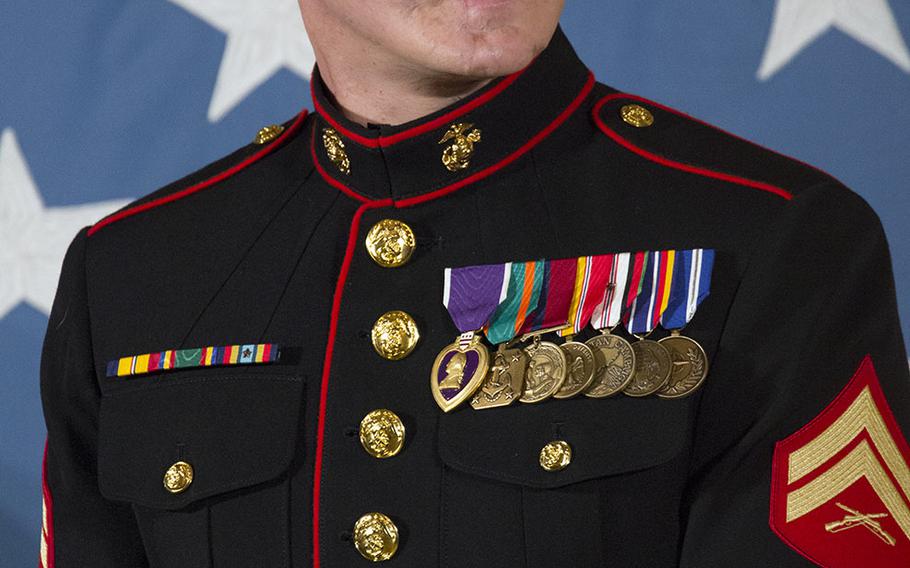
[163,461,194,494]
[365,219,416,268]
[253,124,285,145]
[539,440,572,472]
[359,409,405,459]
[620,104,654,128]
[371,310,420,360]
[353,512,399,562]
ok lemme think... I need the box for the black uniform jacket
[39,28,910,568]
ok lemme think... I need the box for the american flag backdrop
[1,1,908,563]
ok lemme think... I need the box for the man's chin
[447,38,545,79]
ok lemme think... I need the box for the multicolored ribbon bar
[485,260,544,344]
[560,254,615,336]
[622,251,650,325]
[590,252,631,330]
[520,257,577,334]
[106,343,280,378]
[661,248,715,330]
[626,250,678,334]
[444,248,715,343]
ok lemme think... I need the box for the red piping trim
[311,72,595,568]
[592,94,794,201]
[41,439,54,568]
[395,72,595,208]
[87,110,310,236]
[312,72,596,207]
[311,67,526,149]
[309,127,370,204]
[311,199,391,568]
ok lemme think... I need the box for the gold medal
[471,345,528,410]
[657,332,709,398]
[583,330,636,398]
[430,332,490,412]
[519,337,567,403]
[553,339,596,399]
[623,338,672,397]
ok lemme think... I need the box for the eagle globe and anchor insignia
[439,122,482,171]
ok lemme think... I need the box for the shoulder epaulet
[88,110,309,236]
[592,93,835,201]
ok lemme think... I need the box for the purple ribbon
[443,264,508,332]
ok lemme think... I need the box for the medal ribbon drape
[559,254,615,336]
[652,250,676,330]
[622,251,650,324]
[590,252,631,330]
[442,263,511,332]
[521,257,577,334]
[485,260,545,344]
[626,250,678,334]
[661,248,715,329]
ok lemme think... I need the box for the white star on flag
[758,0,910,80]
[0,129,130,319]
[169,0,315,122]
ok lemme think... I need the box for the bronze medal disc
[583,333,636,398]
[624,339,672,397]
[553,341,596,399]
[519,341,567,403]
[657,334,709,399]
[471,347,528,410]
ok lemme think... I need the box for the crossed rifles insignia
[825,502,895,546]
[770,356,910,567]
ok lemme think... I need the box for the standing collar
[309,26,594,202]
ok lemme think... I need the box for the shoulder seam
[87,110,309,237]
[592,93,795,201]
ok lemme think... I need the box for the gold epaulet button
[253,124,285,145]
[620,104,654,128]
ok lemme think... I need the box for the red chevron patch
[770,356,910,567]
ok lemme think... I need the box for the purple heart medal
[431,263,510,412]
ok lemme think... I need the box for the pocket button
[163,461,194,494]
[539,441,572,472]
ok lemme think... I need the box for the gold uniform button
[539,440,572,472]
[620,104,655,128]
[371,310,420,360]
[360,409,406,459]
[353,512,399,562]
[365,219,416,268]
[253,124,285,145]
[163,461,194,494]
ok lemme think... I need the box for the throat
[322,66,494,127]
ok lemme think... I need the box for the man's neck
[310,29,493,127]
[318,64,493,127]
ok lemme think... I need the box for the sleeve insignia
[770,356,910,566]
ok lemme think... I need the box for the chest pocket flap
[97,372,304,510]
[438,395,695,488]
